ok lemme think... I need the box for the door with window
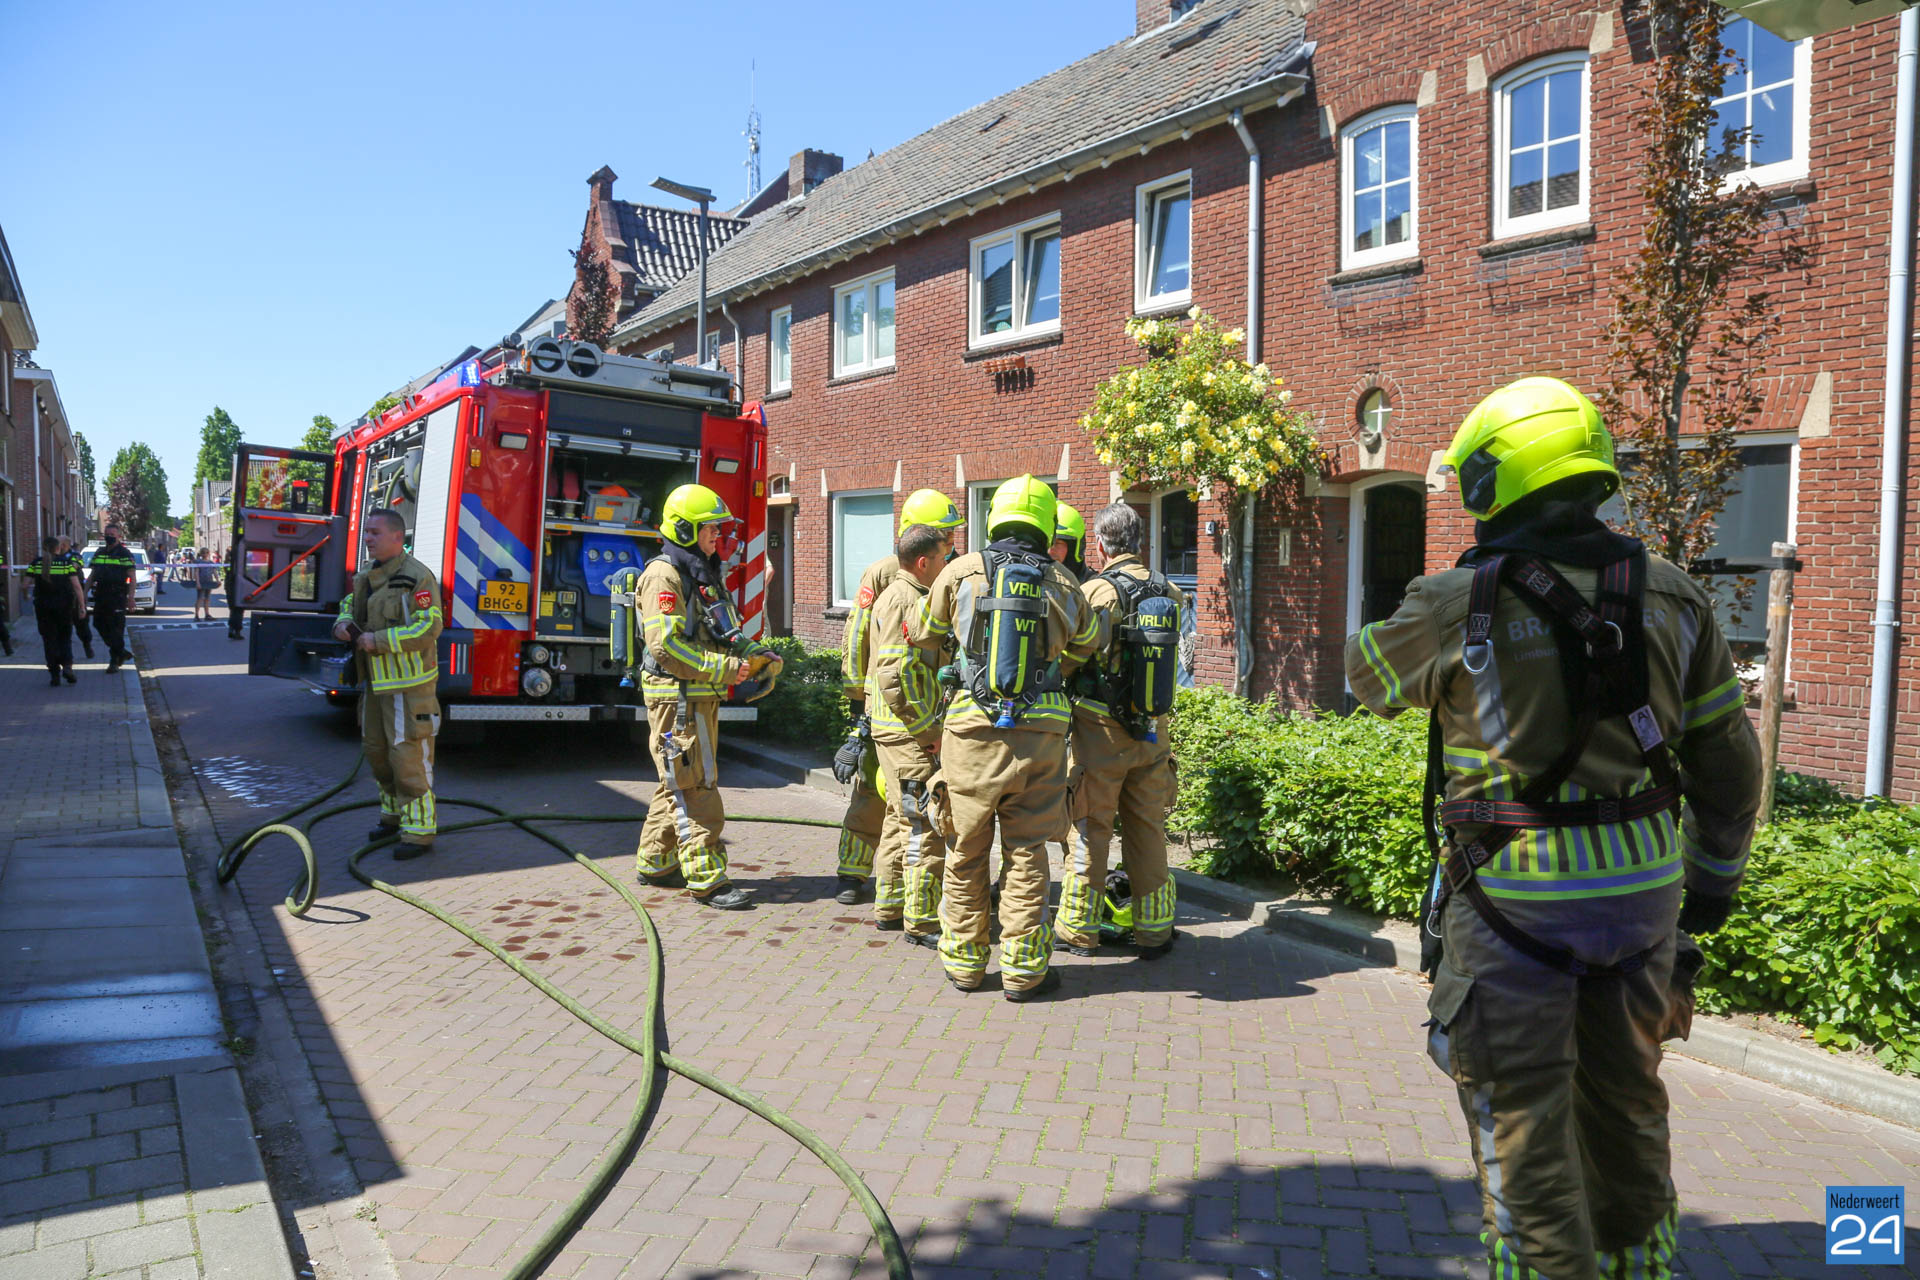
[230,442,349,614]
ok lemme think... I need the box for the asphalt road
[128,595,1920,1280]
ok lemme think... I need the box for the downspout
[1867,7,1919,798]
[31,388,42,543]
[719,298,743,404]
[1229,108,1263,699]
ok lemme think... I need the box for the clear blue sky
[7,0,1128,517]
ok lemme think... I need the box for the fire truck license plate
[478,580,529,613]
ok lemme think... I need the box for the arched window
[1712,17,1810,186]
[1492,54,1590,239]
[1357,388,1392,448]
[1341,108,1418,270]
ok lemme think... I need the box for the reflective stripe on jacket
[841,556,900,698]
[636,557,740,700]
[867,574,948,745]
[341,553,443,693]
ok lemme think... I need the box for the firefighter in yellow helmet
[1049,502,1089,582]
[1055,502,1185,959]
[910,475,1096,1000]
[831,488,963,912]
[334,508,443,857]
[863,521,957,947]
[1345,377,1761,1280]
[632,483,781,909]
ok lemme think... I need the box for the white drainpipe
[1228,108,1265,698]
[31,388,42,542]
[1867,7,1919,798]
[719,298,743,402]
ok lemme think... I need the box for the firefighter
[333,507,443,859]
[1049,502,1089,582]
[831,488,964,908]
[27,535,83,684]
[56,536,95,659]
[86,525,137,672]
[1345,377,1762,1280]
[1055,502,1184,959]
[913,475,1096,1000]
[865,521,956,944]
[632,483,781,909]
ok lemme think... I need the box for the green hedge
[747,636,855,746]
[1166,686,1920,1076]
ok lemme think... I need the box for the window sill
[1753,175,1816,206]
[1328,256,1424,287]
[1477,222,1595,259]
[763,389,792,402]
[824,606,850,621]
[962,330,1064,362]
[826,365,897,389]
[1133,294,1193,319]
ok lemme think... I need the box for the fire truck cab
[237,338,771,730]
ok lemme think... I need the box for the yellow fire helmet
[660,483,735,547]
[1053,502,1086,561]
[899,488,964,534]
[985,473,1057,544]
[1443,376,1620,520]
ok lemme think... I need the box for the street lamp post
[651,176,716,365]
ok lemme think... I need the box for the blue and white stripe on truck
[452,493,534,631]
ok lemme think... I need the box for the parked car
[79,541,159,613]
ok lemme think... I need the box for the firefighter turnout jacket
[339,554,444,692]
[1347,552,1762,904]
[841,556,901,701]
[868,575,950,748]
[1072,553,1187,737]
[635,556,745,700]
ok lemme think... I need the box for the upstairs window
[1713,16,1810,186]
[1341,108,1418,269]
[1135,173,1192,311]
[1493,55,1590,239]
[833,270,895,377]
[971,214,1062,346]
[769,306,792,393]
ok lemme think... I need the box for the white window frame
[831,269,896,378]
[768,306,792,393]
[1713,17,1812,189]
[966,475,1057,554]
[1134,172,1194,314]
[831,487,896,606]
[1340,107,1420,271]
[703,331,721,365]
[1491,54,1591,241]
[968,213,1063,349]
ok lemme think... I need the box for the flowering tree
[1598,0,1806,577]
[1080,310,1322,695]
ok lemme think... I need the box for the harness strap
[1437,785,1680,828]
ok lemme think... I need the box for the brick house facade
[592,0,1920,800]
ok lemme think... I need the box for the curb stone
[721,734,1920,1134]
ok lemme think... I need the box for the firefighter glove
[832,717,871,784]
[1676,890,1735,936]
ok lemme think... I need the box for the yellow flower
[1187,305,1202,320]
[1225,328,1245,345]
[1182,400,1199,415]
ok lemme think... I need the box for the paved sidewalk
[0,626,295,1280]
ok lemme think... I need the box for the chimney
[787,149,844,197]
[588,165,618,203]
[1137,0,1194,32]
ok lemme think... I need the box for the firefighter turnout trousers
[636,697,729,895]
[361,686,439,842]
[1427,886,1685,1280]
[838,750,885,885]
[874,737,944,936]
[937,724,1065,993]
[1055,712,1177,950]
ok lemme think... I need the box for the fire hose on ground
[215,752,912,1280]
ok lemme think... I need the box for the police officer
[865,521,957,945]
[56,536,95,660]
[26,535,83,685]
[333,507,443,858]
[1055,503,1184,959]
[832,489,964,908]
[1345,378,1762,1280]
[87,526,137,671]
[632,483,780,909]
[913,475,1096,1000]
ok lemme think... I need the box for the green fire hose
[216,754,911,1280]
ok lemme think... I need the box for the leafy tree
[107,460,154,539]
[1597,0,1807,578]
[106,443,170,535]
[1080,309,1322,695]
[365,394,400,422]
[288,414,337,488]
[569,243,616,347]
[73,432,96,508]
[195,407,243,488]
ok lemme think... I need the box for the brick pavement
[0,623,148,843]
[141,606,1920,1280]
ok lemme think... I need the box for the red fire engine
[234,337,771,731]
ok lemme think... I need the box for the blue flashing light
[458,359,482,386]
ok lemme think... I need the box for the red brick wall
[621,1,1920,799]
